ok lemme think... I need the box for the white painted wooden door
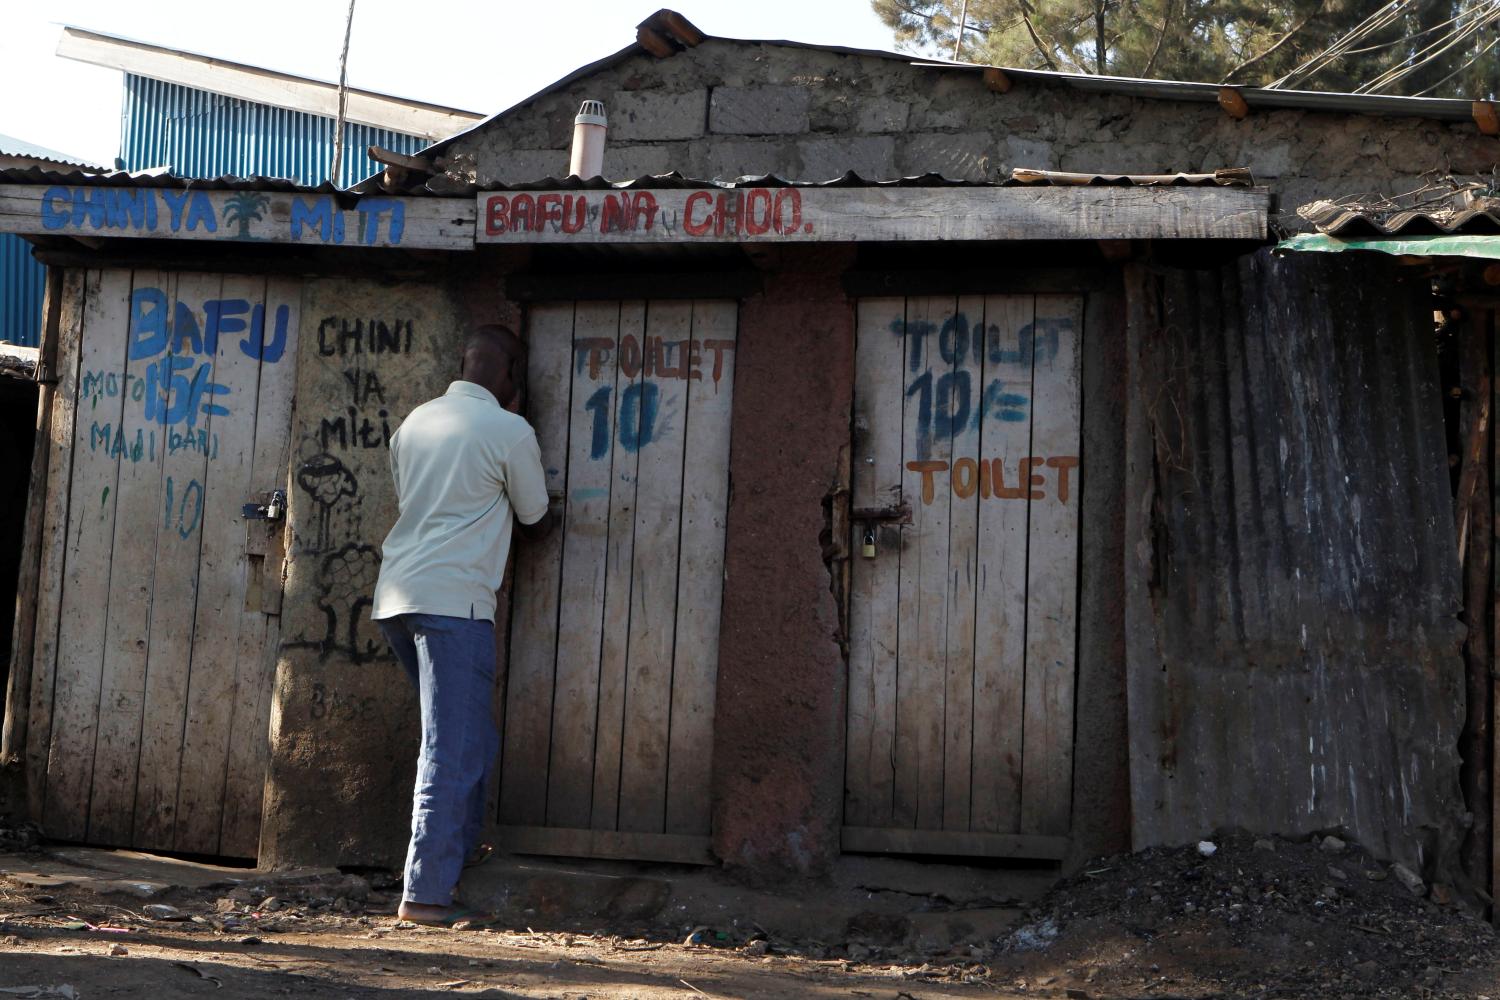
[501,300,736,864]
[844,294,1082,859]
[29,268,299,859]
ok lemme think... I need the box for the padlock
[861,527,877,558]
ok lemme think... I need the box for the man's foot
[397,900,496,927]
[464,843,494,868]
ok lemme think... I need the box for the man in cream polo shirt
[372,325,553,926]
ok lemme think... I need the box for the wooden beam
[1474,101,1500,137]
[1218,86,1251,120]
[983,67,1013,93]
[842,267,1107,296]
[478,185,1269,244]
[367,145,434,173]
[0,268,61,769]
[840,826,1069,860]
[658,10,705,46]
[56,27,483,141]
[505,270,762,301]
[0,185,475,250]
[635,26,676,58]
[1457,373,1492,563]
[498,825,714,865]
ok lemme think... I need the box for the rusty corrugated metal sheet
[1125,249,1467,877]
[408,168,1255,196]
[1300,196,1500,237]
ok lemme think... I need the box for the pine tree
[870,0,1498,97]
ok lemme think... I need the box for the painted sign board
[476,185,1269,244]
[0,182,1268,250]
[0,185,475,250]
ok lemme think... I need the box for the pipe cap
[575,100,607,127]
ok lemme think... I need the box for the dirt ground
[3,827,1500,999]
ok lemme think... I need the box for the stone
[897,131,994,181]
[856,98,910,133]
[143,904,185,921]
[1391,863,1426,896]
[480,148,570,184]
[603,143,676,180]
[214,898,238,913]
[1253,839,1276,852]
[797,136,897,182]
[611,90,708,142]
[101,880,170,900]
[745,938,770,956]
[847,943,872,962]
[259,896,283,912]
[711,86,811,135]
[110,943,129,956]
[1319,836,1347,853]
[1430,883,1454,906]
[1001,136,1055,173]
[1196,841,1218,857]
[340,876,371,902]
[1327,865,1347,881]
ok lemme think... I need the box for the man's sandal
[404,905,497,928]
[464,843,495,868]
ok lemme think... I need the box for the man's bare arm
[516,505,558,543]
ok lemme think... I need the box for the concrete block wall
[440,38,1498,230]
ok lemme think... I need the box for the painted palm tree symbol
[223,193,270,239]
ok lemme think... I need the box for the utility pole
[330,0,358,186]
[953,0,972,61]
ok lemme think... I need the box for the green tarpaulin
[1277,232,1500,259]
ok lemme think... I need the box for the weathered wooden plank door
[844,294,1082,859]
[501,299,736,864]
[27,267,299,858]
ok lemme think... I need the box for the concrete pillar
[710,247,855,879]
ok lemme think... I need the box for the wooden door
[501,299,736,864]
[27,268,299,859]
[843,294,1082,860]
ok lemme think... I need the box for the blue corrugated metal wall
[0,234,44,346]
[1,75,434,348]
[119,74,430,188]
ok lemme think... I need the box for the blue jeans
[379,613,498,906]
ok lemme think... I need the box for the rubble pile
[993,831,1498,999]
[0,818,42,854]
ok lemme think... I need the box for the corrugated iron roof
[3,165,1257,196]
[1299,197,1500,237]
[0,164,343,193]
[415,167,1256,195]
[0,133,104,170]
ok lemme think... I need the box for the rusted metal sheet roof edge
[427,168,1255,195]
[1300,197,1500,237]
[0,165,344,193]
[2,165,1258,197]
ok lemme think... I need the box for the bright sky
[0,0,905,168]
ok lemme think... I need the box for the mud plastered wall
[261,278,462,867]
[443,39,1497,229]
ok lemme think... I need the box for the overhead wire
[1411,28,1500,94]
[1355,0,1500,92]
[1266,0,1416,88]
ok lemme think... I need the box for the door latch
[243,490,287,521]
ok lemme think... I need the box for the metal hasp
[852,502,912,525]
[242,490,286,521]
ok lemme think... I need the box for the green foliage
[870,0,1498,97]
